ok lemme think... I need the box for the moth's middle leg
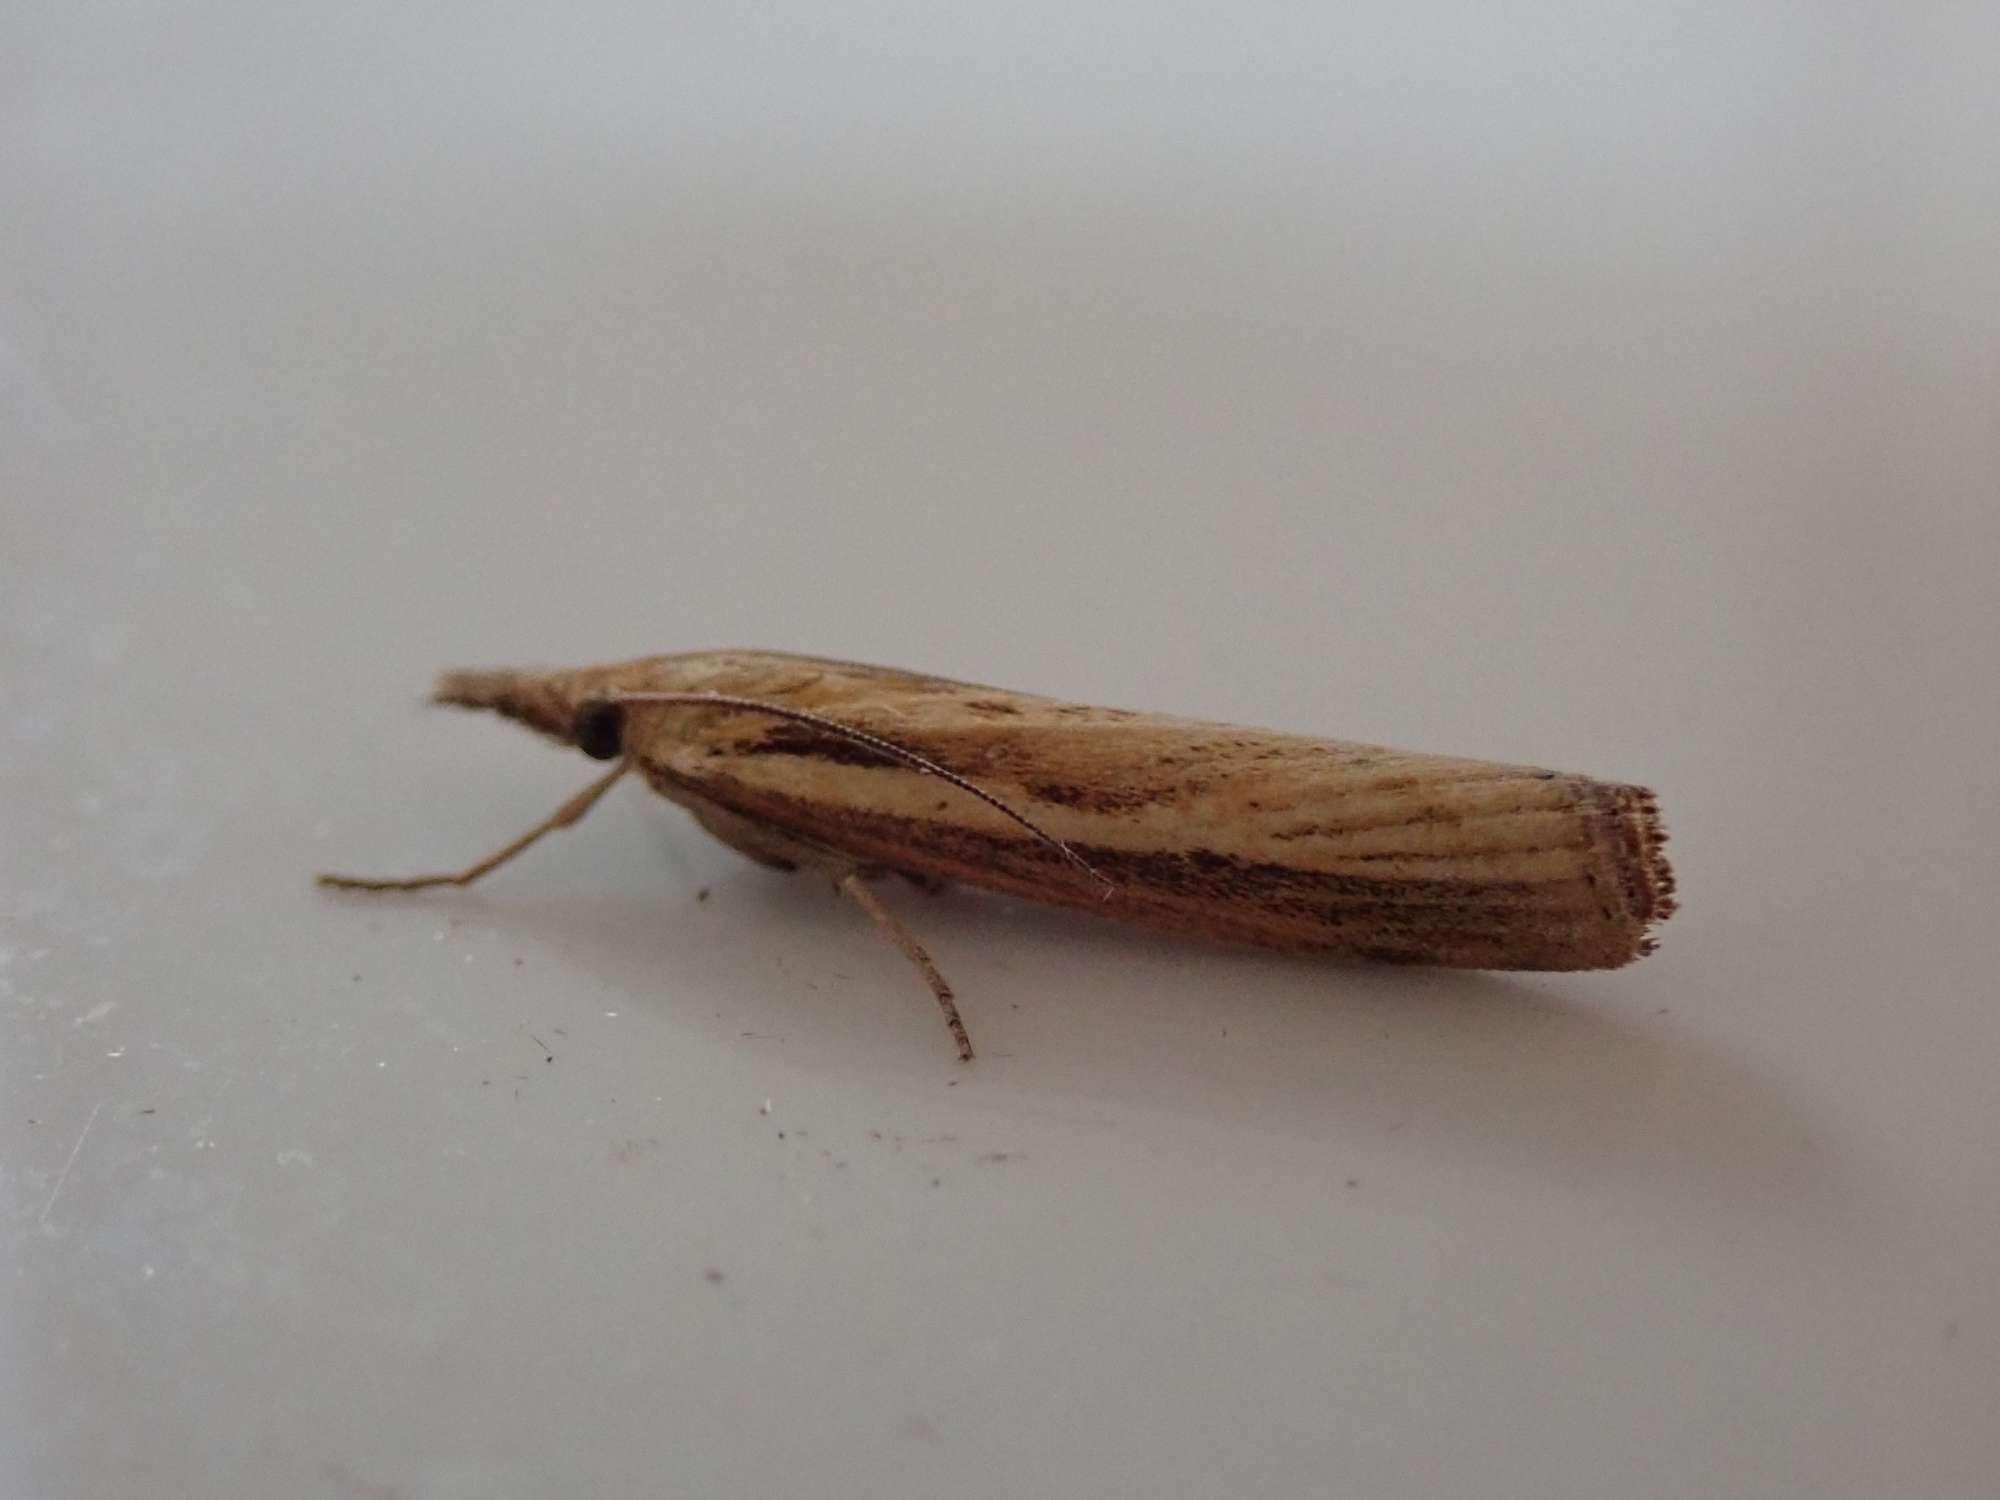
[645,787,973,1060]
[835,871,973,1062]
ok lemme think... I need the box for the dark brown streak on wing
[737,724,911,772]
[1328,841,1594,863]
[1022,781,1164,815]
[1086,843,1546,910]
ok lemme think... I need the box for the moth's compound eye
[574,700,626,761]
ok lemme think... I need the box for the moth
[320,650,1675,1060]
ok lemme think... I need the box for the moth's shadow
[481,855,1861,1235]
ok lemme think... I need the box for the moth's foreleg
[836,872,974,1062]
[317,762,628,893]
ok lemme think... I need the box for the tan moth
[320,651,1676,1060]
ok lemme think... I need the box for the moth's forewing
[620,652,1673,971]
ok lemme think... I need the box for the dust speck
[703,1268,726,1286]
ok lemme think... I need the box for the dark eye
[574,700,625,760]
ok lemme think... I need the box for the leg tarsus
[317,762,628,892]
[837,872,974,1062]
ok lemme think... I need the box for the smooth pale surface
[5,6,1996,1497]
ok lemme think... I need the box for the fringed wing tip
[1621,786,1677,960]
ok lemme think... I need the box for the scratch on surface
[40,1100,103,1227]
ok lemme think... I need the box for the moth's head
[431,664,657,761]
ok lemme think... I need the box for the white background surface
[7,5,1998,1496]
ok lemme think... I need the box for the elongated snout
[431,668,581,746]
